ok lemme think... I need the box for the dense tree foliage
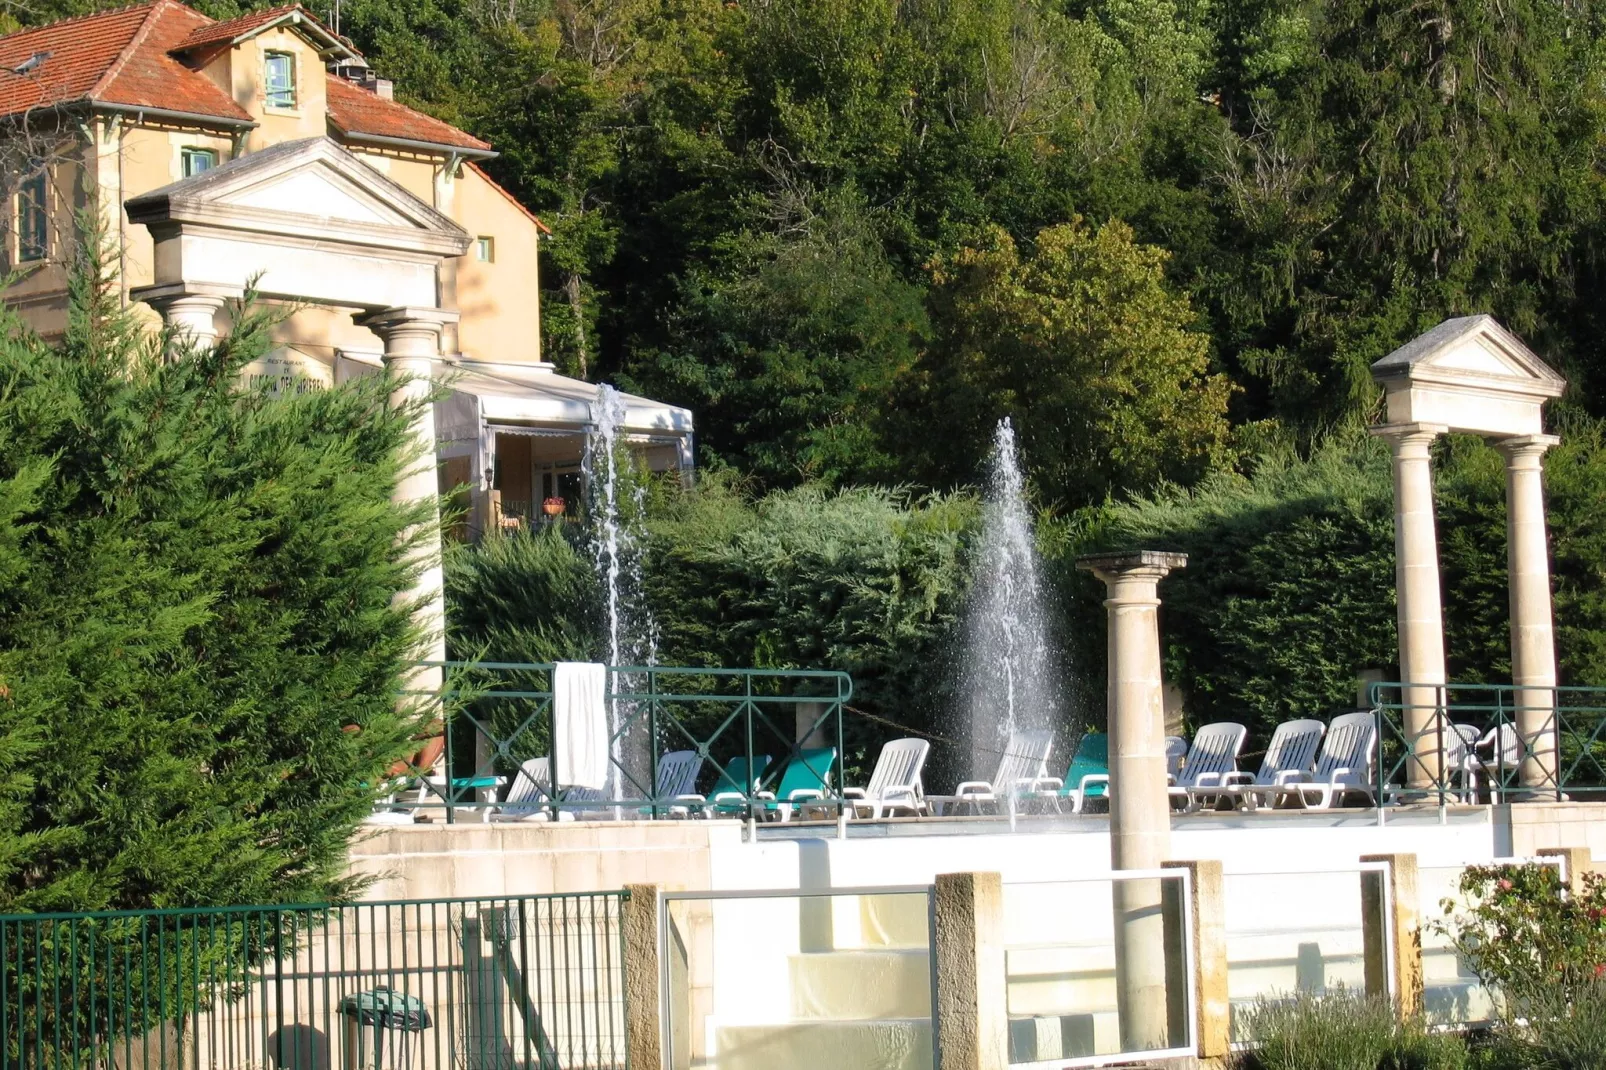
[0,244,431,912]
[293,0,1606,501]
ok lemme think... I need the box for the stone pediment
[1372,315,1566,437]
[1372,315,1565,396]
[125,136,468,259]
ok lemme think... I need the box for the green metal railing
[1369,681,1606,805]
[0,891,627,1069]
[397,663,854,823]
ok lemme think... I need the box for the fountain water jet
[585,384,659,800]
[961,418,1063,776]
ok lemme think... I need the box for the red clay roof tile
[326,76,490,152]
[0,0,487,151]
[173,4,302,51]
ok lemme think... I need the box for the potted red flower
[542,496,566,516]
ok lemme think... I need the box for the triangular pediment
[1372,315,1565,393]
[124,136,468,254]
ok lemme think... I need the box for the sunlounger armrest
[954,781,994,795]
[841,788,867,799]
[1077,774,1110,796]
[1024,777,1064,793]
[789,788,825,802]
[1222,772,1254,787]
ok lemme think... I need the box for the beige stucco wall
[454,164,542,364]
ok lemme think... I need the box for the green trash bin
[338,986,433,1070]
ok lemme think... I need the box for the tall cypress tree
[0,230,434,912]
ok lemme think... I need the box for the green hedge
[445,422,1606,783]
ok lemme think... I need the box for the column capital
[355,305,460,335]
[1496,433,1561,465]
[1370,422,1449,456]
[129,280,243,308]
[1076,550,1188,589]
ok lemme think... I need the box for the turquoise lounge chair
[704,754,772,815]
[1031,733,1109,814]
[754,747,837,821]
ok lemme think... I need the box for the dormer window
[264,51,296,108]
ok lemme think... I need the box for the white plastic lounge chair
[1164,736,1188,778]
[1167,722,1247,811]
[1217,718,1325,810]
[643,749,709,817]
[1272,712,1378,809]
[844,738,930,819]
[490,758,610,821]
[929,729,1054,815]
[490,758,566,822]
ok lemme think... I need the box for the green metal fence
[397,663,853,823]
[1369,681,1606,804]
[0,891,627,1069]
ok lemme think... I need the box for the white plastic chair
[1274,712,1378,809]
[1218,718,1325,810]
[929,729,1054,815]
[844,738,930,819]
[1167,722,1247,810]
[1470,723,1525,801]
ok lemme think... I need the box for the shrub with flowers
[1442,864,1606,1005]
[1442,863,1606,1069]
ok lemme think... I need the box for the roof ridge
[88,0,185,100]
[0,0,159,40]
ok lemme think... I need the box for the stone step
[790,949,931,1020]
[711,1019,932,1070]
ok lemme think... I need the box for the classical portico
[1370,315,1567,791]
[124,136,472,676]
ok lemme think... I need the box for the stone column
[621,884,663,1070]
[1372,423,1450,789]
[1077,550,1186,1053]
[356,307,459,686]
[1498,434,1562,794]
[134,283,235,356]
[933,872,1007,1070]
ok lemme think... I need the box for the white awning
[439,360,693,436]
[433,359,695,482]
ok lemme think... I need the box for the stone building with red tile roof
[0,1,691,542]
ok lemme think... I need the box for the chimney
[372,78,394,100]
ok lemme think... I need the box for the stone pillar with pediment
[125,135,472,695]
[1370,316,1567,795]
